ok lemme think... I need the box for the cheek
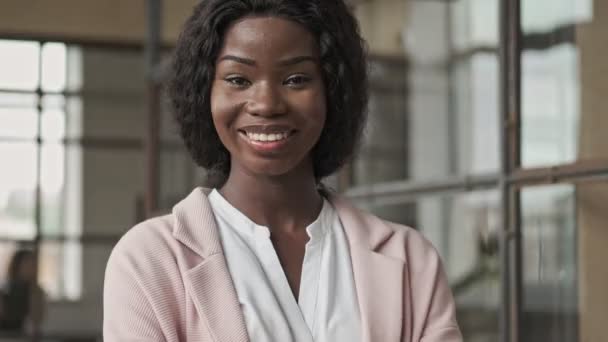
[210,84,241,134]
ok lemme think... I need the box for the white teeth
[246,132,290,142]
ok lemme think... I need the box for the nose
[246,82,287,117]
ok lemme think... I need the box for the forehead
[219,16,319,60]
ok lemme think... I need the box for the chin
[250,164,298,178]
[244,157,310,179]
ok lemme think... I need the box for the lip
[238,130,296,153]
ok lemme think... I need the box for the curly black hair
[168,0,368,185]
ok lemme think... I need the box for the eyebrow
[217,55,318,67]
[278,56,317,66]
[218,55,256,66]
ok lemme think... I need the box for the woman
[103,0,462,341]
[0,249,45,338]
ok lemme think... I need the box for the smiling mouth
[237,129,296,151]
[241,131,293,142]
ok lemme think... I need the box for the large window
[1,40,200,337]
[347,0,608,341]
[0,39,83,300]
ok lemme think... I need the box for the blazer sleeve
[407,231,463,342]
[103,238,167,342]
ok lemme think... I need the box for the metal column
[499,0,522,340]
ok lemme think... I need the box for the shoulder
[104,215,190,340]
[378,219,445,277]
[372,214,442,265]
[109,215,175,259]
[331,195,441,265]
[105,214,182,282]
[104,214,192,315]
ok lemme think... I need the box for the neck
[218,161,323,233]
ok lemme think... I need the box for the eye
[284,75,311,88]
[224,76,251,88]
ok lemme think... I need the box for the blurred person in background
[0,249,46,339]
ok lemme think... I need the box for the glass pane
[41,42,67,92]
[0,40,40,91]
[41,143,65,237]
[452,0,499,49]
[522,0,592,32]
[65,96,83,139]
[0,108,38,139]
[41,144,82,239]
[521,0,608,167]
[41,94,66,109]
[41,109,66,141]
[65,45,83,92]
[0,92,38,108]
[0,143,37,239]
[39,240,82,301]
[356,190,501,341]
[521,181,608,341]
[353,59,408,185]
[351,0,500,187]
[41,95,66,141]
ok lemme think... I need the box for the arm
[418,261,462,342]
[407,232,463,342]
[103,244,167,342]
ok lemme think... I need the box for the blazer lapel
[331,195,405,342]
[173,188,249,342]
[185,255,249,342]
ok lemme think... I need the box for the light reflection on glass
[522,0,593,32]
[41,43,67,92]
[41,109,66,141]
[0,93,38,107]
[0,40,40,90]
[522,45,580,168]
[0,143,37,239]
[0,108,38,139]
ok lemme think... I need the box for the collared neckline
[172,187,397,258]
[207,188,332,243]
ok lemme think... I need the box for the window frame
[343,1,608,341]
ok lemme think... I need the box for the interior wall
[355,0,408,57]
[0,0,198,45]
[0,0,407,56]
[577,1,608,340]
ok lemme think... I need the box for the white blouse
[208,189,361,342]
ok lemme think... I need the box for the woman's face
[210,16,326,179]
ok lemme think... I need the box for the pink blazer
[103,188,462,341]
